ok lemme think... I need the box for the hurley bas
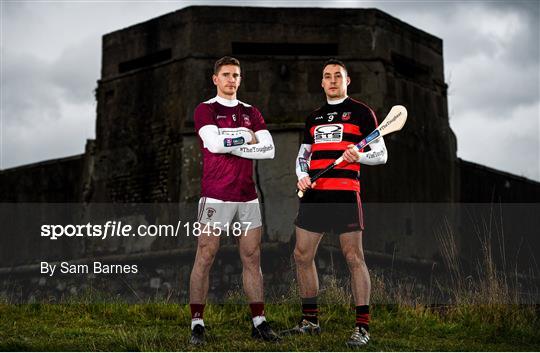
[40,261,138,276]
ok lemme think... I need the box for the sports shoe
[189,324,205,345]
[251,321,281,342]
[280,319,321,335]
[346,326,370,347]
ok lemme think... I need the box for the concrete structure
[1,6,538,301]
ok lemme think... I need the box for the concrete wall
[0,155,85,202]
[459,159,540,203]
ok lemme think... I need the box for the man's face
[321,64,350,99]
[213,64,241,98]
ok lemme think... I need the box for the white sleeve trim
[198,125,252,154]
[296,143,312,180]
[230,130,275,160]
[358,137,388,165]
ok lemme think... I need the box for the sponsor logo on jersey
[217,115,227,120]
[327,112,338,122]
[206,207,216,220]
[232,114,237,122]
[342,112,351,121]
[242,114,251,126]
[314,124,344,143]
[315,116,323,120]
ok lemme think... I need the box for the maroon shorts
[295,190,364,234]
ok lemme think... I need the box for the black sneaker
[346,326,370,347]
[252,321,281,342]
[280,319,321,335]
[189,324,205,345]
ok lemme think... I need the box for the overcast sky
[1,0,539,181]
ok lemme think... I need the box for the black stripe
[309,169,359,179]
[198,197,206,222]
[342,133,361,143]
[312,150,343,160]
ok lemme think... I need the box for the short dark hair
[214,56,241,74]
[323,58,348,75]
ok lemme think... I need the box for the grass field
[1,300,538,351]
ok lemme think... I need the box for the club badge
[206,207,216,220]
[242,114,251,127]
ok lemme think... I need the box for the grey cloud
[451,105,539,181]
[1,50,62,127]
[2,104,93,169]
[3,1,32,17]
[49,35,101,104]
[2,34,100,129]
[449,59,539,117]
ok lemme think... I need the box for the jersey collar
[215,95,238,107]
[327,96,348,105]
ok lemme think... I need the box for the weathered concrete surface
[0,155,85,202]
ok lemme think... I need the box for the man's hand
[247,129,258,145]
[342,144,360,163]
[297,176,316,192]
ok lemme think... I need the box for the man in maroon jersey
[188,56,279,345]
[287,59,387,346]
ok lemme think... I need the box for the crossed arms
[198,125,275,160]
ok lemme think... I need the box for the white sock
[252,315,266,327]
[191,318,204,330]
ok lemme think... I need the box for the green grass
[0,301,538,351]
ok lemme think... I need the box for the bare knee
[240,246,261,269]
[294,247,315,267]
[195,243,219,270]
[343,248,366,269]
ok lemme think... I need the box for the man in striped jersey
[289,59,387,346]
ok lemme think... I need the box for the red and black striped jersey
[303,97,378,192]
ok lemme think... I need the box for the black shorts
[295,189,364,234]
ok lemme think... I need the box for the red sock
[249,302,265,317]
[355,305,370,331]
[190,303,205,320]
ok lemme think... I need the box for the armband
[224,137,245,147]
[299,157,309,173]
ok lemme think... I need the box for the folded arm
[198,125,253,154]
[230,130,275,159]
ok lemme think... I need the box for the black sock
[355,305,370,331]
[301,296,318,324]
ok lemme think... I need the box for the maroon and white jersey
[194,96,268,202]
